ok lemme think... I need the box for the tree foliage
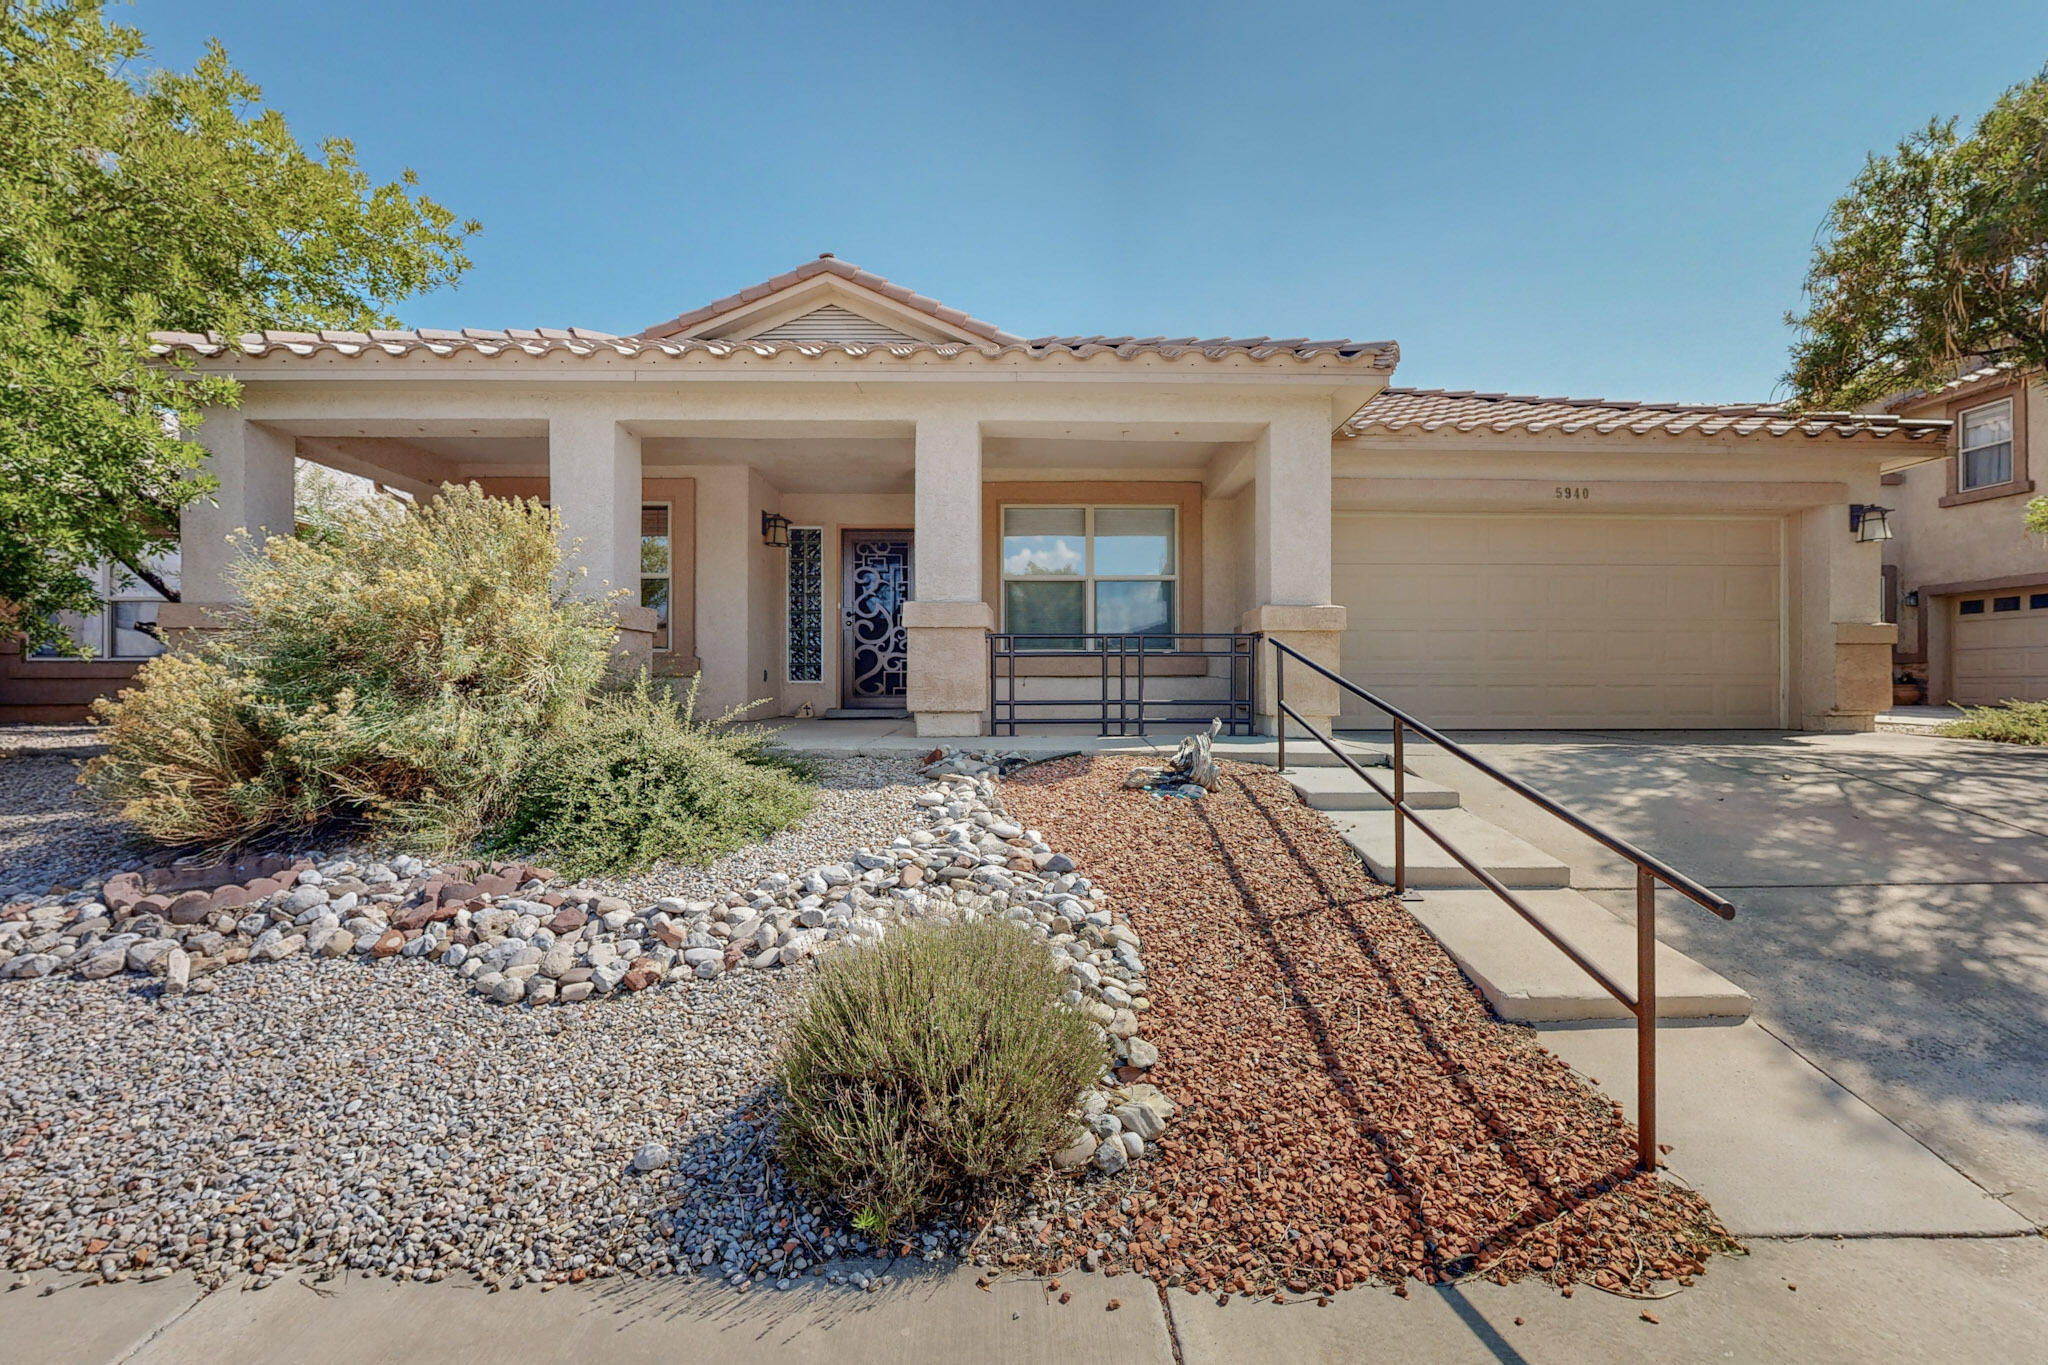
[1786,66,2048,411]
[0,1,477,653]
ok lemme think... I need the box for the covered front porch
[173,400,1367,741]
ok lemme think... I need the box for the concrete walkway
[12,1235,2047,1364]
[1377,728,2048,1227]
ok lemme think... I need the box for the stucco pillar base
[1242,604,1347,737]
[156,601,242,654]
[904,600,992,737]
[1825,621,1897,733]
[611,605,659,672]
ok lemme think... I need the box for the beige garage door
[1332,514,1782,729]
[1953,589,2048,705]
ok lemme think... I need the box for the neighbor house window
[1959,399,2014,490]
[30,554,179,660]
[1000,506,1175,649]
[787,526,823,682]
[641,504,671,651]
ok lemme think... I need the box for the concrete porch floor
[762,716,1384,767]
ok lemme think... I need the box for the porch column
[690,465,753,717]
[905,411,991,736]
[1243,405,1346,737]
[1791,500,1893,731]
[548,411,656,667]
[162,411,296,647]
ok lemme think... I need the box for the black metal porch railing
[988,632,1259,736]
[1270,637,1736,1174]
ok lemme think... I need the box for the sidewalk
[11,1235,2046,1365]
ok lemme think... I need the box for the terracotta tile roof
[149,257,1400,371]
[148,327,1400,369]
[1879,361,2027,412]
[1340,387,1949,441]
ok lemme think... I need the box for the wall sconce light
[1849,504,1893,543]
[761,511,791,548]
[1903,589,1920,608]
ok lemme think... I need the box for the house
[1879,365,2048,707]
[1,257,1948,734]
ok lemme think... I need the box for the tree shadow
[1375,729,2048,1216]
[1191,771,1643,1282]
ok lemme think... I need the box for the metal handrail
[988,632,1258,736]
[1269,637,1736,1173]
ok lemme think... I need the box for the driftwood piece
[1166,718,1222,791]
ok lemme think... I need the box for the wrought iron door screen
[844,535,911,703]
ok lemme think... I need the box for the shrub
[776,919,1103,1240]
[85,484,617,848]
[485,675,818,876]
[1937,699,2048,745]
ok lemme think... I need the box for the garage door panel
[1953,593,2048,705]
[1718,520,1780,560]
[1334,514,1782,729]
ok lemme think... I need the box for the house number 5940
[1553,486,1592,500]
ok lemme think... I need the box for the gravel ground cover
[0,954,879,1291]
[0,727,137,900]
[580,754,921,904]
[996,754,1740,1301]
[0,749,1173,1295]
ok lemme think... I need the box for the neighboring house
[0,257,1947,732]
[1880,366,2048,706]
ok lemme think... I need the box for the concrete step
[1406,888,1754,1022]
[1284,766,1459,811]
[1326,808,1572,889]
[1210,738,1392,769]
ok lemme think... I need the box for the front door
[841,531,913,708]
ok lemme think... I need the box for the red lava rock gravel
[1001,755,1739,1299]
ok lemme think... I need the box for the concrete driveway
[1394,727,2048,1225]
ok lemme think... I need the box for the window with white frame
[640,504,671,651]
[1959,398,2014,490]
[1000,506,1176,649]
[30,554,180,660]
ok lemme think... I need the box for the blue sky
[132,0,2048,402]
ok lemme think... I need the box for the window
[1995,596,2022,612]
[2031,594,2048,610]
[30,554,179,660]
[640,504,671,651]
[1960,599,1987,615]
[1001,506,1175,649]
[787,526,823,682]
[1959,399,2014,490]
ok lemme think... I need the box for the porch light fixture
[760,511,791,548]
[1849,504,1893,543]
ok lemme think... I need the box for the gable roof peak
[635,256,1024,345]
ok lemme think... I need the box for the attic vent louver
[749,304,922,345]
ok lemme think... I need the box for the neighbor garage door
[1953,588,2048,705]
[1332,514,1782,728]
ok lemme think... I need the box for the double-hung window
[1000,506,1175,649]
[30,554,179,660]
[1959,399,2014,491]
[640,504,671,651]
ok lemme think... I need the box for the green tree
[1786,66,2048,411]
[0,1,477,654]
